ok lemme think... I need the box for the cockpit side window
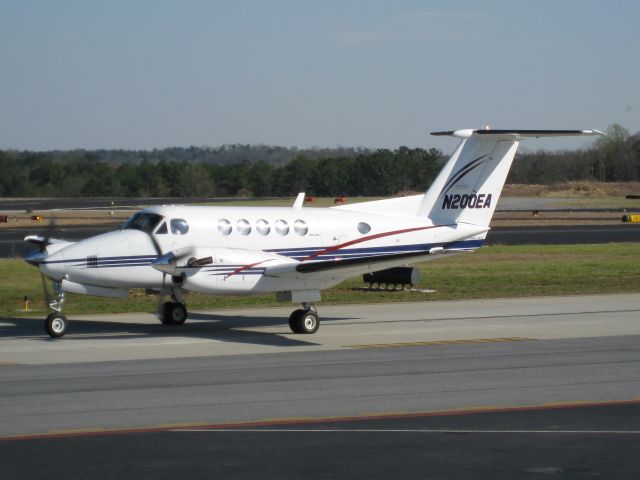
[155,222,168,234]
[123,213,164,234]
[170,218,189,235]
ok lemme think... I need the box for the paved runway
[2,293,640,477]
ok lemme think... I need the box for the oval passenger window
[294,219,308,236]
[256,219,270,236]
[275,219,289,236]
[357,222,371,234]
[218,218,232,236]
[237,219,251,236]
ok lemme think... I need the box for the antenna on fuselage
[293,192,305,210]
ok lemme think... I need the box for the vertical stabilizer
[419,129,603,228]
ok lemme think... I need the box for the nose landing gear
[158,289,188,325]
[288,303,320,334]
[44,281,68,337]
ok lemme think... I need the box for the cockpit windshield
[122,213,164,234]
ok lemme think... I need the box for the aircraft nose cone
[39,251,66,280]
[24,249,48,267]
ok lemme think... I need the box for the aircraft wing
[264,249,441,280]
[294,250,430,273]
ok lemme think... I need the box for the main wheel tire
[288,309,304,333]
[45,313,68,337]
[161,302,187,325]
[289,309,319,334]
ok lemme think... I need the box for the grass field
[2,243,639,318]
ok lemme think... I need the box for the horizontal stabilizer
[431,129,605,138]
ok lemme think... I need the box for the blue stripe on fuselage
[41,239,484,270]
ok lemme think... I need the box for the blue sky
[1,0,638,151]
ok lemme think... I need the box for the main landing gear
[44,280,68,338]
[288,303,319,334]
[158,289,188,325]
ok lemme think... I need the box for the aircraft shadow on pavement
[0,312,350,348]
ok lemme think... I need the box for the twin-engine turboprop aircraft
[25,128,603,337]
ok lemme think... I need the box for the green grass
[551,197,640,210]
[2,243,639,317]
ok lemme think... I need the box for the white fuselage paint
[40,204,484,296]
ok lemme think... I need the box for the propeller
[23,219,58,311]
[39,267,53,309]
[139,226,172,317]
[143,228,211,317]
[24,219,57,267]
[151,250,212,275]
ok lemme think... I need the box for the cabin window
[256,219,270,236]
[237,219,251,236]
[294,219,308,236]
[357,222,371,234]
[275,219,289,236]
[218,218,232,236]
[170,218,189,235]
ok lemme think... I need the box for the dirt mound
[503,182,640,197]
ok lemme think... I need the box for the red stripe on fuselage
[225,259,274,278]
[301,224,449,262]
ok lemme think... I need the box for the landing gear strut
[44,281,68,338]
[288,303,319,334]
[159,289,188,325]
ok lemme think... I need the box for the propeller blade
[40,272,52,309]
[146,230,163,256]
[24,219,57,266]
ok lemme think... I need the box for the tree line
[0,147,442,198]
[1,124,638,198]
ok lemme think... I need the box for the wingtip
[588,129,606,136]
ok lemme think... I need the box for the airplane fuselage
[40,204,484,295]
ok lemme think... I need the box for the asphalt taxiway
[2,223,640,258]
[1,294,639,431]
[2,293,640,477]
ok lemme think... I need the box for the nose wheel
[288,304,320,334]
[43,280,68,338]
[45,312,68,337]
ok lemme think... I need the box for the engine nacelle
[178,247,289,295]
[362,267,420,288]
[61,279,128,298]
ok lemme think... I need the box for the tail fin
[419,129,604,227]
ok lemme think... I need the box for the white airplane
[25,128,603,337]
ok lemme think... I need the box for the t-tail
[418,129,604,230]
